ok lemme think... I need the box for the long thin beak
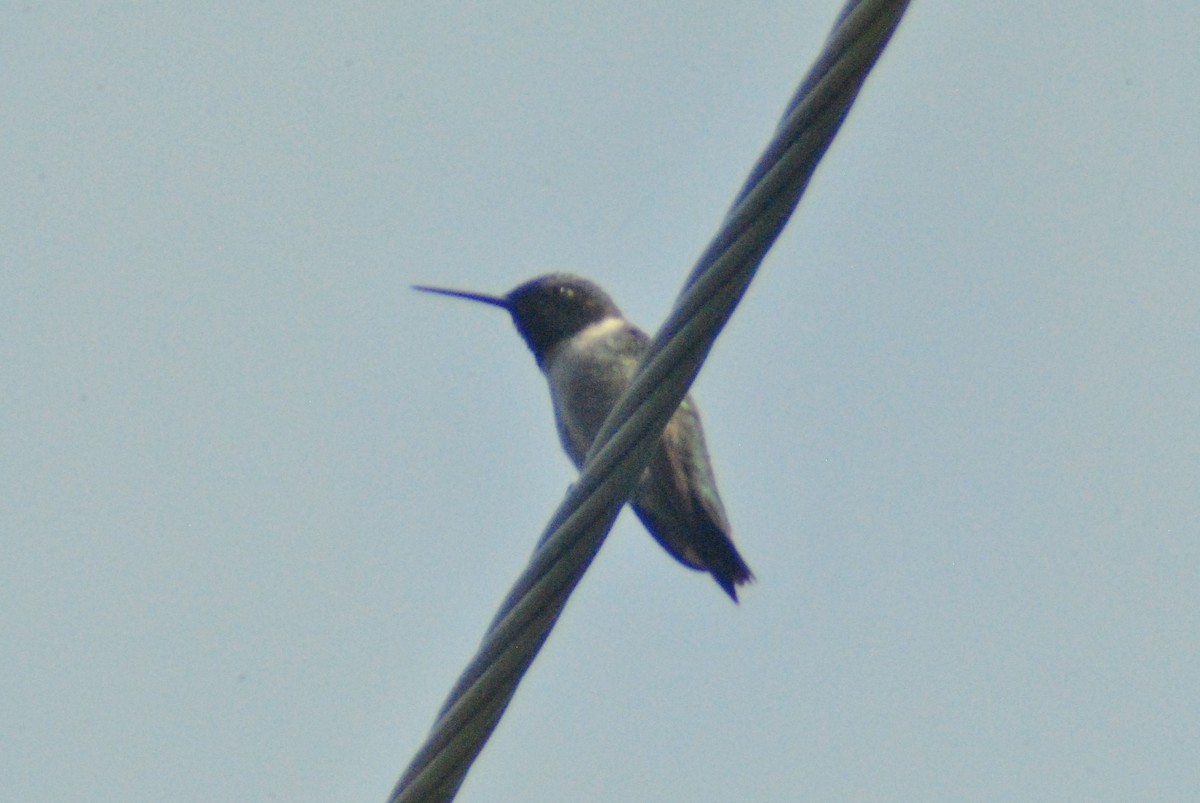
[412,284,509,309]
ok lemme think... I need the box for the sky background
[4,3,1198,801]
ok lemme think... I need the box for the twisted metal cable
[389,2,910,800]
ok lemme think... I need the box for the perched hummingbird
[414,273,754,601]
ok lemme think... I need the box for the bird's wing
[631,397,753,599]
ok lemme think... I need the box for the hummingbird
[414,273,754,601]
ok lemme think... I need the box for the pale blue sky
[4,3,1198,801]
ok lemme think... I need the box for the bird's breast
[542,317,642,467]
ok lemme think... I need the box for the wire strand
[388,2,911,799]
